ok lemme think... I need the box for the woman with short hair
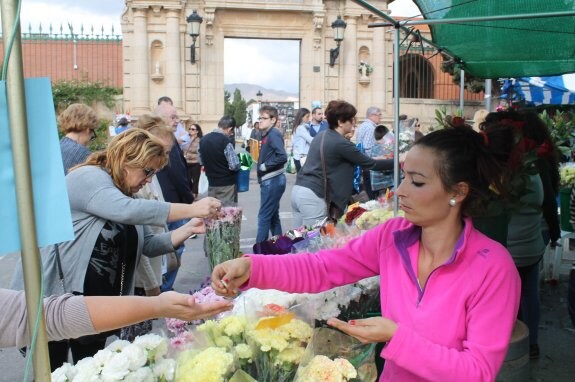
[58,103,99,174]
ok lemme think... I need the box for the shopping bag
[198,167,209,196]
[286,152,296,174]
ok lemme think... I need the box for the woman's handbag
[320,133,344,222]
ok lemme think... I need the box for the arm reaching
[211,257,252,297]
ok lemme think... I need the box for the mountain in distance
[224,83,299,103]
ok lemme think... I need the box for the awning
[412,1,575,78]
[501,75,575,105]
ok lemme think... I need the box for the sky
[3,0,421,93]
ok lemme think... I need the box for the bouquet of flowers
[205,207,243,270]
[560,163,575,188]
[295,327,376,382]
[51,334,175,382]
[174,307,314,382]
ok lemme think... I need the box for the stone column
[165,9,182,110]
[132,7,150,113]
[372,21,386,111]
[341,16,358,106]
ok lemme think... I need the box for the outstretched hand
[155,291,233,321]
[327,316,398,344]
[211,257,252,298]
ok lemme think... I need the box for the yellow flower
[275,344,305,365]
[214,335,234,349]
[295,355,357,382]
[234,343,253,361]
[176,347,234,382]
[278,319,313,341]
[220,316,247,338]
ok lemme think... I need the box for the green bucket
[559,188,574,232]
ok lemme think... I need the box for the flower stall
[52,196,400,381]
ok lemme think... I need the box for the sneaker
[529,344,540,359]
[189,234,198,239]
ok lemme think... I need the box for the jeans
[517,261,541,345]
[161,218,188,292]
[256,174,286,244]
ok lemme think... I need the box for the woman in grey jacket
[13,129,222,369]
[291,100,393,227]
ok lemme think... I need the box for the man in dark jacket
[199,116,240,206]
[155,102,194,291]
[255,106,287,245]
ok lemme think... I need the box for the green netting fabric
[413,0,575,78]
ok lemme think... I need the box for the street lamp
[256,90,263,103]
[186,10,203,64]
[329,15,347,67]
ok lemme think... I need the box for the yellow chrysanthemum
[176,347,234,382]
[275,345,306,365]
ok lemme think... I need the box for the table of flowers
[52,197,399,382]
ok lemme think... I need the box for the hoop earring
[449,198,457,207]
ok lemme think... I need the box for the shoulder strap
[320,132,330,205]
[54,243,67,292]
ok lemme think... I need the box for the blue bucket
[237,168,250,192]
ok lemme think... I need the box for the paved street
[1,170,575,381]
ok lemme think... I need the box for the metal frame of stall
[352,0,575,214]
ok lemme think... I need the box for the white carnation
[106,339,130,352]
[72,357,101,380]
[122,343,148,371]
[51,362,72,382]
[100,352,130,381]
[93,348,114,367]
[152,358,176,381]
[124,367,154,382]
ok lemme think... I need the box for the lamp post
[329,15,347,67]
[186,10,203,64]
[256,90,263,103]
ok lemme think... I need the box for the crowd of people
[5,95,570,381]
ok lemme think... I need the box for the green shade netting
[412,0,575,78]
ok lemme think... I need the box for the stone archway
[122,0,393,130]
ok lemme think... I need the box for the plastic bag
[198,167,209,196]
[295,327,377,381]
[286,152,296,174]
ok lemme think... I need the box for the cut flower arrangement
[205,207,243,270]
[51,334,175,382]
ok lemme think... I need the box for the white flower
[100,352,130,381]
[122,343,148,371]
[152,358,176,381]
[72,357,101,381]
[134,333,168,361]
[123,367,154,382]
[93,348,115,368]
[51,362,72,382]
[107,339,130,352]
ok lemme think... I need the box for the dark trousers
[186,162,202,197]
[361,169,376,200]
[294,159,302,173]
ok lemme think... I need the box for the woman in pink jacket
[212,127,521,381]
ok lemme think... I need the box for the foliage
[52,80,121,112]
[433,106,467,130]
[440,57,495,94]
[224,88,248,127]
[539,110,575,157]
[87,119,111,152]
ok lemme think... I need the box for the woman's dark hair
[482,110,560,194]
[325,100,357,129]
[414,127,508,216]
[293,108,310,133]
[191,123,203,138]
[374,124,389,140]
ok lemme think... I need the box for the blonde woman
[12,128,222,370]
[58,103,98,174]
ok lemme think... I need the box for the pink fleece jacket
[246,217,521,381]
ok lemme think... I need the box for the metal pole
[460,69,465,111]
[0,0,52,379]
[393,27,400,216]
[369,10,575,27]
[485,79,492,112]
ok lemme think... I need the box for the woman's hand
[183,218,206,235]
[153,291,233,321]
[190,197,222,218]
[211,257,252,297]
[327,316,398,344]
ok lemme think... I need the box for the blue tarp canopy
[501,74,575,106]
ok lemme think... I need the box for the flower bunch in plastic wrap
[205,207,243,270]
[173,306,314,382]
[51,334,175,382]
